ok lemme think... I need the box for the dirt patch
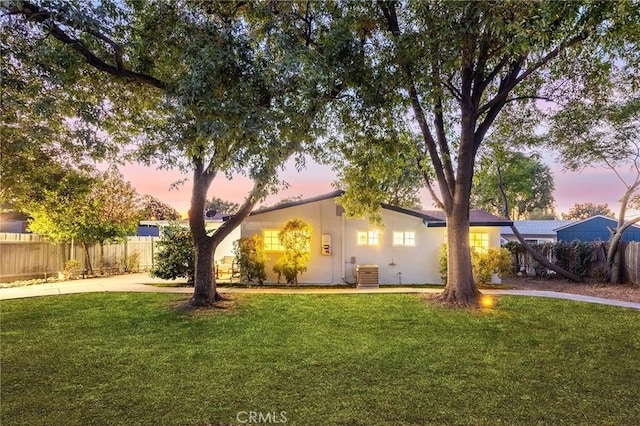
[171,294,240,316]
[500,276,640,304]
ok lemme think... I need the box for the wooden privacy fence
[510,240,640,285]
[624,241,640,286]
[0,233,159,283]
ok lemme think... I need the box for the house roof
[250,190,511,227]
[552,215,638,232]
[0,211,30,221]
[500,220,573,236]
[249,190,345,216]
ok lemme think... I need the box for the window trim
[263,229,285,252]
[393,231,416,247]
[469,232,489,254]
[357,230,379,246]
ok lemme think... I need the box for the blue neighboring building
[555,215,640,243]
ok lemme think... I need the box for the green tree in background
[27,167,141,275]
[273,219,312,286]
[205,198,240,216]
[562,203,616,221]
[332,128,423,225]
[139,195,181,221]
[471,149,555,220]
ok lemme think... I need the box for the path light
[480,295,496,309]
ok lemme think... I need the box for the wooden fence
[0,233,159,283]
[510,240,640,285]
[624,242,640,286]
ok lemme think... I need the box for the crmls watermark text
[236,411,288,424]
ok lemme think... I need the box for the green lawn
[1,293,639,425]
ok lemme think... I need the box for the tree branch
[379,0,453,210]
[478,29,592,116]
[9,1,168,90]
[497,161,582,282]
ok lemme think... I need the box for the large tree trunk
[188,158,268,306]
[607,184,640,283]
[607,217,640,283]
[610,246,623,284]
[437,200,481,307]
[188,160,217,306]
[191,234,216,306]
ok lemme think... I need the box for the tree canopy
[325,1,630,305]
[3,0,348,305]
[139,195,181,221]
[471,149,555,220]
[27,166,141,274]
[561,203,616,221]
[205,197,240,216]
[332,128,423,225]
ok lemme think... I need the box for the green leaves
[471,148,556,220]
[273,219,312,285]
[150,223,195,284]
[25,167,142,245]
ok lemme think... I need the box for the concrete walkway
[1,273,640,310]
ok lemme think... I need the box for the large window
[263,229,285,252]
[357,231,379,246]
[393,231,416,246]
[469,232,489,254]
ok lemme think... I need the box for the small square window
[264,229,285,252]
[393,231,416,246]
[469,232,489,254]
[357,231,379,246]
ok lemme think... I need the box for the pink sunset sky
[120,155,640,220]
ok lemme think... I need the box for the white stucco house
[241,190,512,285]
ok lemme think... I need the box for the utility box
[321,234,332,255]
[356,264,379,288]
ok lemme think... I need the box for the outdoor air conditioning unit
[356,264,379,289]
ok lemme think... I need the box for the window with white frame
[263,229,285,252]
[357,231,379,246]
[469,232,489,254]
[393,231,416,246]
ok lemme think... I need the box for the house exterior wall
[242,199,505,285]
[343,209,445,285]
[242,198,344,284]
[557,217,640,242]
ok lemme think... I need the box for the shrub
[234,235,267,285]
[272,219,312,285]
[439,244,513,285]
[150,223,195,284]
[63,259,81,274]
[120,250,141,273]
[551,240,594,278]
[439,244,448,284]
[472,247,513,285]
